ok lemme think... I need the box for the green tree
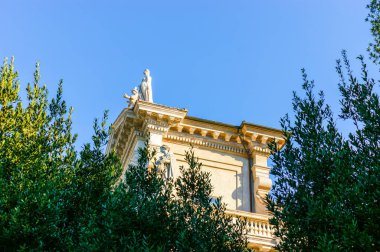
[0,58,77,250]
[367,0,380,63]
[82,144,249,251]
[59,112,122,250]
[174,149,247,252]
[266,51,380,251]
[0,58,122,250]
[266,2,380,250]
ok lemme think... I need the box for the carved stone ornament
[154,145,174,178]
[123,87,139,109]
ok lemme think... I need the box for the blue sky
[0,0,377,146]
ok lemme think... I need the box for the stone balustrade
[226,210,277,251]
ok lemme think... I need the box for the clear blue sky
[0,0,376,146]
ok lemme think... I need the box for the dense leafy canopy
[0,58,248,251]
[267,54,380,251]
[266,3,380,249]
[266,2,380,250]
[0,58,122,250]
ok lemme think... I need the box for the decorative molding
[165,133,246,155]
[108,102,285,158]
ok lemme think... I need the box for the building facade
[107,99,285,251]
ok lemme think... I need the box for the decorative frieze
[165,134,246,154]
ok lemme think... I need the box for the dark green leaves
[267,52,380,251]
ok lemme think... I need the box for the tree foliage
[0,57,122,250]
[266,51,380,251]
[367,0,380,63]
[80,144,249,251]
[0,58,248,251]
[266,2,380,250]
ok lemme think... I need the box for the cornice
[108,102,285,159]
[134,100,188,121]
[164,132,246,155]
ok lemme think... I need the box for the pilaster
[251,153,272,214]
[240,122,285,214]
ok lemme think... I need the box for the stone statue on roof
[123,69,153,109]
[139,69,153,103]
[124,87,139,109]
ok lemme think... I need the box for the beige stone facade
[107,100,285,251]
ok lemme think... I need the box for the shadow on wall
[231,172,245,210]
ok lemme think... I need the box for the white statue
[155,145,174,179]
[139,69,153,102]
[123,87,139,109]
[123,69,153,108]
